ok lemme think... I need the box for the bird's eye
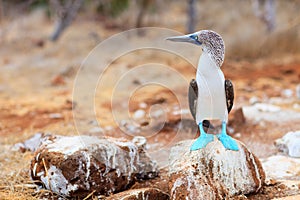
[194,36,198,40]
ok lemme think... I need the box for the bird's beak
[166,34,200,45]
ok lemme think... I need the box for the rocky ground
[1,2,300,199]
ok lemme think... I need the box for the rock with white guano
[275,131,300,158]
[169,139,265,200]
[30,135,158,198]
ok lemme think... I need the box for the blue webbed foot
[190,122,214,151]
[217,121,239,151]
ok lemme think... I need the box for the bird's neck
[196,51,222,78]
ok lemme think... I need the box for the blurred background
[0,0,300,199]
[0,0,300,151]
[1,0,300,56]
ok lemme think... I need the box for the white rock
[120,120,141,134]
[234,132,242,138]
[139,102,147,108]
[172,109,190,115]
[49,113,63,119]
[281,89,293,98]
[255,103,281,112]
[169,139,265,199]
[89,126,104,134]
[261,155,300,180]
[31,135,158,198]
[249,96,260,105]
[133,109,146,119]
[151,109,164,118]
[269,97,293,105]
[296,84,300,99]
[243,105,300,123]
[104,126,113,131]
[293,103,300,109]
[275,131,300,157]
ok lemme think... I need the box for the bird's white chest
[195,52,228,123]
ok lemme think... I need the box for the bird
[167,30,239,151]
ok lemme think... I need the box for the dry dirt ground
[0,2,300,199]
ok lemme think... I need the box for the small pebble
[293,103,300,109]
[296,84,300,99]
[151,109,164,118]
[275,131,300,157]
[133,110,145,119]
[104,126,113,131]
[249,96,260,105]
[139,102,147,108]
[89,127,104,133]
[281,89,293,98]
[228,127,235,134]
[255,103,281,112]
[132,136,147,149]
[49,113,63,119]
[172,109,190,115]
[234,133,241,138]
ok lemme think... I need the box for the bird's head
[166,30,225,67]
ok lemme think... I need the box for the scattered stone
[106,188,169,200]
[139,102,147,109]
[49,113,63,119]
[33,39,45,47]
[261,155,300,180]
[151,109,164,118]
[255,103,281,113]
[132,79,141,85]
[275,131,300,158]
[249,96,260,105]
[269,97,293,105]
[64,99,76,110]
[281,89,293,98]
[13,132,51,152]
[88,126,104,134]
[88,31,101,43]
[293,103,300,110]
[169,139,265,199]
[133,110,146,119]
[51,75,66,86]
[172,109,190,115]
[59,65,77,78]
[296,84,300,100]
[104,126,113,131]
[31,135,158,198]
[234,132,242,138]
[121,120,141,134]
[243,104,300,123]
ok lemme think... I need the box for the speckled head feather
[195,30,225,67]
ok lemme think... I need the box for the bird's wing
[225,79,234,113]
[188,79,212,129]
[188,79,198,120]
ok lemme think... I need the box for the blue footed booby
[167,30,239,151]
